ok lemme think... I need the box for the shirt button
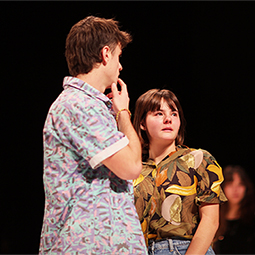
[80,162,86,168]
[106,101,112,108]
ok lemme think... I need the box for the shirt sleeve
[46,92,129,169]
[195,149,227,205]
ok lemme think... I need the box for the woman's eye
[155,112,163,116]
[172,112,178,117]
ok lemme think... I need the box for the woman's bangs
[165,97,178,112]
[147,94,162,112]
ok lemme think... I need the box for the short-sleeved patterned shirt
[133,146,227,246]
[39,77,148,255]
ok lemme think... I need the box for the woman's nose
[163,115,172,123]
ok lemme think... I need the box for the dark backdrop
[1,1,255,254]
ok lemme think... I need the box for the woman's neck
[149,142,176,165]
[226,203,241,220]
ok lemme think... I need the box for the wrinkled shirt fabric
[134,146,227,246]
[39,77,147,255]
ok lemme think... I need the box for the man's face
[107,44,123,85]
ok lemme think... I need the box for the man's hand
[111,78,130,114]
[102,78,142,180]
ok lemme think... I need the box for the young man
[39,16,147,254]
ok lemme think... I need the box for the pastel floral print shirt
[134,146,227,246]
[40,77,148,255]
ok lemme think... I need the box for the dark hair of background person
[218,165,255,234]
[213,164,255,254]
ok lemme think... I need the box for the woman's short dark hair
[65,16,132,76]
[133,89,186,161]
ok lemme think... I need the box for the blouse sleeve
[195,149,227,205]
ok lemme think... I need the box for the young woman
[133,89,227,255]
[213,165,255,254]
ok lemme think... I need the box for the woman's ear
[140,120,146,131]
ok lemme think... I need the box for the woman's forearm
[185,203,219,255]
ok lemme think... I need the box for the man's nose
[119,63,123,71]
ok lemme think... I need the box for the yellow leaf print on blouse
[141,218,147,233]
[156,167,168,187]
[165,176,198,196]
[152,167,157,179]
[133,166,157,187]
[179,153,195,169]
[207,162,224,197]
[133,174,144,187]
[179,150,203,169]
[161,194,182,225]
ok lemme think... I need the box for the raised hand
[111,78,130,114]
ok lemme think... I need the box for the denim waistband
[149,237,191,245]
[148,238,192,255]
[148,238,191,249]
[148,238,215,255]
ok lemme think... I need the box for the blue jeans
[148,239,215,255]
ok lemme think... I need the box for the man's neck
[76,68,108,93]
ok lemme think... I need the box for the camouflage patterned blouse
[133,146,227,246]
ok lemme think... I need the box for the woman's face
[142,98,181,146]
[224,173,246,205]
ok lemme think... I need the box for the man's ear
[101,45,111,66]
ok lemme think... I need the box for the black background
[1,1,255,254]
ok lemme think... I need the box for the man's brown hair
[65,16,132,76]
[133,89,186,161]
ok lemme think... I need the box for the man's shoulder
[49,88,97,112]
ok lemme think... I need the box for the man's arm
[185,203,219,255]
[102,79,142,180]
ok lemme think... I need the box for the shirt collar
[63,76,112,109]
[143,145,190,167]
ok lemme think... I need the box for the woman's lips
[162,127,173,131]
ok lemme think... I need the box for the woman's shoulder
[179,145,216,160]
[178,146,220,172]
